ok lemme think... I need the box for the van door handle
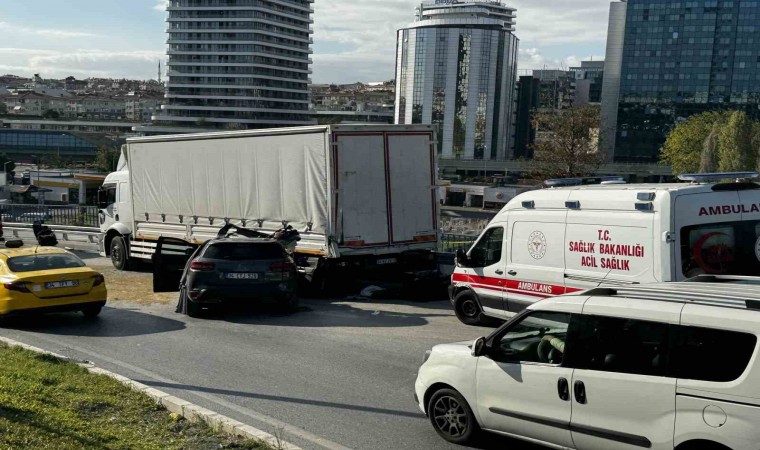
[507,270,517,276]
[557,378,569,401]
[574,380,587,404]
[495,270,504,275]
[115,214,119,221]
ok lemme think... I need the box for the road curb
[0,336,301,450]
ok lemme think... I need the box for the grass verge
[0,343,271,450]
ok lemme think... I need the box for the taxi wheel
[82,305,102,319]
[454,291,487,326]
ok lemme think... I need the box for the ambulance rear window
[681,220,760,277]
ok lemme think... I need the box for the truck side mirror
[97,189,107,209]
[455,249,468,267]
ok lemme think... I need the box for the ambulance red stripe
[452,273,583,299]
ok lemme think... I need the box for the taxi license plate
[225,273,259,280]
[45,280,79,289]
[377,258,398,265]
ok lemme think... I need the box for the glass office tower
[394,0,519,160]
[602,0,760,162]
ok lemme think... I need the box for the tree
[660,111,730,174]
[718,111,756,172]
[94,146,120,173]
[0,103,6,115]
[529,105,604,179]
[699,124,719,173]
[42,109,60,119]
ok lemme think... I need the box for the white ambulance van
[451,172,760,325]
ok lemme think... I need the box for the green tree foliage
[660,110,760,174]
[42,109,60,119]
[530,105,604,179]
[718,111,756,172]
[660,111,730,174]
[94,146,120,173]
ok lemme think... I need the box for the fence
[439,233,478,253]
[0,204,100,227]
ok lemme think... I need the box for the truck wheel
[110,236,130,271]
[454,291,488,326]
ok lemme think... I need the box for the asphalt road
[0,252,535,450]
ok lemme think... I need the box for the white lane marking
[16,332,353,450]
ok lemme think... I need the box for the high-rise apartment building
[394,0,519,160]
[154,0,314,129]
[601,0,760,162]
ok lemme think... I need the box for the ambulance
[450,172,760,325]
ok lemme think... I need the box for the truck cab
[97,169,133,269]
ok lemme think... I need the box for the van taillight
[4,282,30,293]
[92,274,105,287]
[190,261,215,271]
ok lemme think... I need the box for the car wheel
[186,299,203,318]
[81,305,102,318]
[110,236,130,271]
[280,295,299,312]
[428,388,480,445]
[454,290,489,326]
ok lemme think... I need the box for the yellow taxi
[0,246,107,317]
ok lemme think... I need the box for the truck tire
[110,236,130,271]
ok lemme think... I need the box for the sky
[0,0,610,84]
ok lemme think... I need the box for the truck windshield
[680,220,760,277]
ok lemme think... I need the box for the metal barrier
[439,233,478,253]
[1,223,100,250]
[0,204,99,227]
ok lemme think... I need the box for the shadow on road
[206,302,452,328]
[0,306,186,337]
[137,379,423,418]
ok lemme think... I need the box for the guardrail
[0,204,100,227]
[1,223,101,249]
[439,233,478,253]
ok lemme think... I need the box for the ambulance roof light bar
[545,176,625,188]
[678,172,759,183]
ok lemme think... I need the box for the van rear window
[670,326,757,382]
[7,254,86,273]
[681,220,760,277]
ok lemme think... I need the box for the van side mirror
[456,249,468,267]
[471,337,486,357]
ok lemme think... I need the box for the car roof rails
[577,279,760,311]
[677,172,759,183]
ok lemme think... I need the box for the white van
[450,173,760,325]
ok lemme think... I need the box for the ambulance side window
[469,227,504,267]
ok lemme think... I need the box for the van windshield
[680,220,760,277]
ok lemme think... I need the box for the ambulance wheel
[454,291,488,326]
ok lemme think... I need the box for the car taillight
[268,261,294,280]
[92,274,105,287]
[5,281,30,293]
[190,261,215,271]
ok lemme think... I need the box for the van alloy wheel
[432,395,468,438]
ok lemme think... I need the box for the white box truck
[97,125,439,285]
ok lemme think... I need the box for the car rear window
[203,243,284,261]
[7,254,86,273]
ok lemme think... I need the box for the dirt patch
[100,266,177,306]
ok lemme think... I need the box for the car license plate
[225,273,259,280]
[377,258,398,265]
[44,280,79,289]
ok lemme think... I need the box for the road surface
[0,252,532,450]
